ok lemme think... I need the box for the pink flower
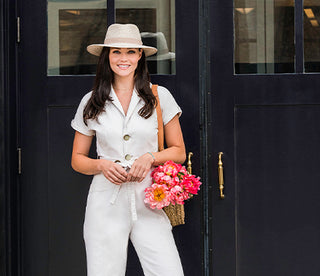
[178,166,188,175]
[144,184,171,209]
[182,174,202,195]
[145,160,202,209]
[151,165,162,177]
[169,186,189,205]
[162,161,181,177]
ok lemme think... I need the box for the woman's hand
[126,153,154,182]
[99,159,128,185]
[72,131,127,184]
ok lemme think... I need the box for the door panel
[48,106,88,275]
[235,105,320,275]
[19,0,201,275]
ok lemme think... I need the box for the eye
[111,49,121,54]
[128,49,137,54]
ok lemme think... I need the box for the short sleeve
[157,86,182,125]
[71,92,95,136]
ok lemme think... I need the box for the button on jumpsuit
[71,85,184,276]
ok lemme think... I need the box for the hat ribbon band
[157,49,170,55]
[104,37,143,46]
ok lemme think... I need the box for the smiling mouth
[118,65,130,69]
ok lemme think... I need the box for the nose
[120,52,128,61]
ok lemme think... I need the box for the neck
[113,75,135,92]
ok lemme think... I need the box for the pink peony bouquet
[144,160,202,209]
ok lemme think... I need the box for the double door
[12,0,320,275]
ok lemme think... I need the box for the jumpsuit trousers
[83,172,184,276]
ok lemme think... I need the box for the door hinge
[17,17,21,43]
[17,147,22,174]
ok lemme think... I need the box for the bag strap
[151,84,164,151]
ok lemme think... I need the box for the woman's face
[109,48,142,79]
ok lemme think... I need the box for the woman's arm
[153,114,186,165]
[71,131,128,185]
[127,114,186,182]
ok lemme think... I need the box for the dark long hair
[83,47,156,123]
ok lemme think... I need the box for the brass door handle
[187,152,193,174]
[218,152,225,199]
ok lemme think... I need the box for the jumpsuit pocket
[89,173,116,193]
[86,173,121,210]
[83,190,115,241]
[85,173,118,210]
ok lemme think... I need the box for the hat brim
[87,43,157,57]
[146,52,175,61]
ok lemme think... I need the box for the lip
[117,64,130,70]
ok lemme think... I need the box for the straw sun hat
[141,32,175,61]
[87,23,158,57]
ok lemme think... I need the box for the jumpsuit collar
[110,86,141,118]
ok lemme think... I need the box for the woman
[71,23,186,275]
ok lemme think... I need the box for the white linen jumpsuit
[71,85,184,276]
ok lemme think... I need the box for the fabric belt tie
[128,183,138,221]
[109,165,137,221]
[110,185,121,205]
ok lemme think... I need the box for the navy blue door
[18,0,202,275]
[210,1,320,275]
